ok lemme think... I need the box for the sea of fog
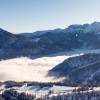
[0,56,71,82]
[0,49,99,82]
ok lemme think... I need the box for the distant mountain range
[0,22,100,60]
[0,22,100,85]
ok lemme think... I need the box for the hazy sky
[0,0,100,33]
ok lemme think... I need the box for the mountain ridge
[0,22,100,60]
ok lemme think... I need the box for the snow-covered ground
[0,84,78,98]
[0,83,100,99]
[13,85,76,98]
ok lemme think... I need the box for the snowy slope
[0,83,100,99]
[0,83,77,99]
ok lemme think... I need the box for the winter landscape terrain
[0,22,100,100]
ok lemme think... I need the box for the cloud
[0,56,68,82]
[0,49,99,82]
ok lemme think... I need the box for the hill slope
[48,53,100,84]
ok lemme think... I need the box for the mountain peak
[0,28,12,36]
[84,22,100,33]
[0,28,6,32]
[92,21,100,24]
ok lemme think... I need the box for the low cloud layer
[0,56,69,82]
[0,49,99,82]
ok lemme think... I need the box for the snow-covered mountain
[84,22,100,33]
[64,22,100,34]
[0,28,42,59]
[0,22,100,86]
[0,22,100,60]
[69,60,100,84]
[21,28,62,38]
[48,53,100,84]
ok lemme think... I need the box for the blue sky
[0,0,100,33]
